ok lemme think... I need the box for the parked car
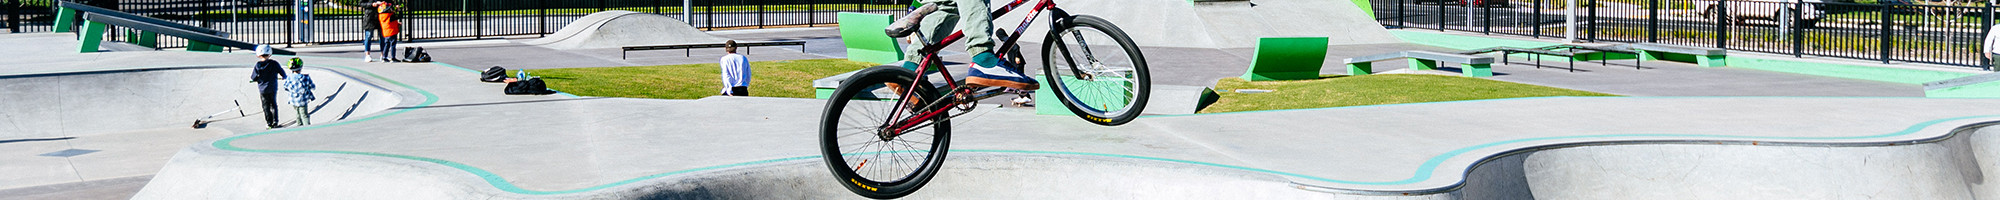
[1696,0,1827,28]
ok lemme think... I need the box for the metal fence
[4,0,907,48]
[1373,0,1996,69]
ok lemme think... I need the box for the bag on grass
[480,66,507,82]
[504,77,555,95]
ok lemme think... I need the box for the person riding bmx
[885,0,1037,105]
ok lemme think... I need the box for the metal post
[539,0,547,37]
[202,0,212,28]
[1436,0,1444,31]
[285,0,294,47]
[1715,0,1726,48]
[1533,0,1540,38]
[1647,0,1657,42]
[1482,4,1490,34]
[401,1,412,41]
[654,0,662,14]
[599,0,607,12]
[1879,4,1891,64]
[1397,0,1405,28]
[682,0,690,21]
[704,1,712,30]
[1985,3,1994,70]
[7,0,17,33]
[475,0,484,39]
[808,0,814,27]
[1587,0,1596,42]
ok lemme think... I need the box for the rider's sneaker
[966,52,1039,90]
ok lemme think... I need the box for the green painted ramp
[838,13,903,64]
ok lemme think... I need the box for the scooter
[192,100,263,129]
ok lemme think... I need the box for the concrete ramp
[0,67,400,139]
[1004,0,1400,48]
[523,11,730,50]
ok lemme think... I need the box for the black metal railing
[1374,0,1995,69]
[6,0,905,48]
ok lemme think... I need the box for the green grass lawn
[1199,74,1617,113]
[531,59,876,99]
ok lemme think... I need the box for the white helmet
[255,44,273,56]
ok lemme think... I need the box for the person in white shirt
[719,40,752,96]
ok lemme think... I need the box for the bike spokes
[820,66,951,199]
[1040,15,1151,126]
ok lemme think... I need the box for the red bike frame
[883,0,1058,136]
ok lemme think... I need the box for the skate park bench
[79,13,291,55]
[58,1,237,51]
[1625,43,1727,67]
[1550,44,1644,70]
[1459,45,1634,72]
[1238,37,1330,81]
[838,12,905,64]
[1343,51,1496,77]
[619,41,805,59]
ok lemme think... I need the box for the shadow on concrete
[0,137,76,144]
[337,91,371,121]
[310,82,349,115]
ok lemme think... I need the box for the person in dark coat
[251,45,287,128]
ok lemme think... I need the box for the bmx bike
[817,0,1151,198]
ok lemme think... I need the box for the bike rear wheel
[1041,15,1151,126]
[819,66,950,199]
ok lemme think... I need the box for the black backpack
[480,66,507,82]
[401,47,432,62]
[504,77,555,95]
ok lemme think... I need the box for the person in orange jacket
[373,0,403,62]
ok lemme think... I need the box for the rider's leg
[948,0,1040,90]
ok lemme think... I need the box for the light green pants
[904,0,995,63]
[294,106,310,126]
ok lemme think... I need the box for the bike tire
[819,66,950,199]
[1040,15,1151,126]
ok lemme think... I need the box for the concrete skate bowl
[0,66,401,139]
[630,124,2000,200]
[523,10,730,50]
[996,0,1401,48]
[132,120,2000,200]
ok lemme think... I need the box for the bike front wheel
[819,66,950,199]
[1041,15,1151,126]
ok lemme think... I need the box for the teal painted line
[427,61,484,73]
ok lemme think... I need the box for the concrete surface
[4,25,1997,199]
[0,175,151,200]
[523,11,731,50]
